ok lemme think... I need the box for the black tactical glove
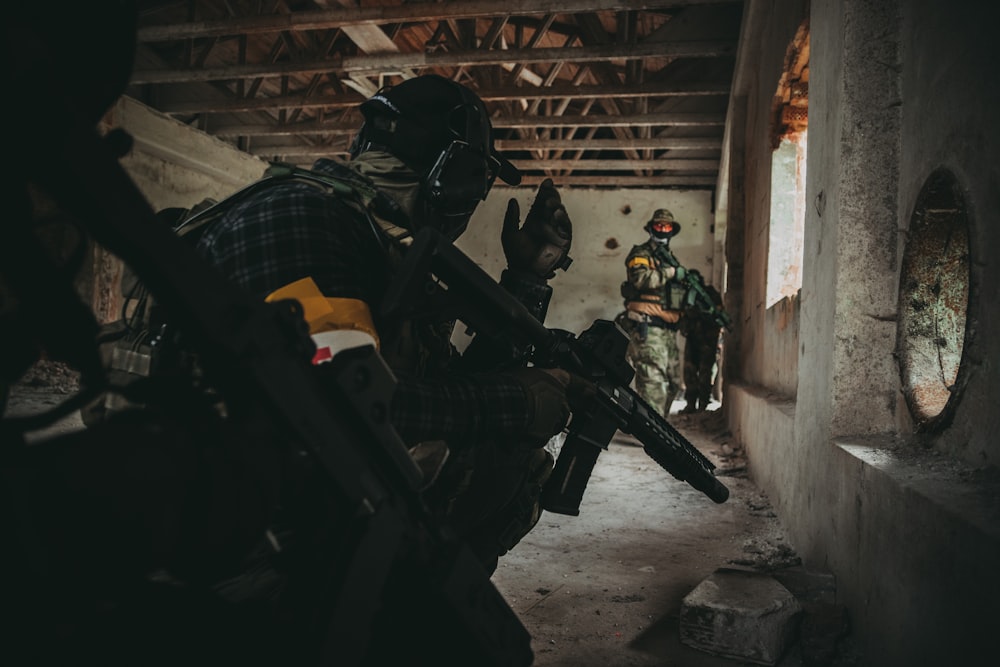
[502,178,573,280]
[508,367,572,445]
[507,367,596,446]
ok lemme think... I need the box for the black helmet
[644,208,682,244]
[350,75,521,238]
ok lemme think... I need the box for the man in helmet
[679,270,724,413]
[619,208,689,416]
[195,74,575,571]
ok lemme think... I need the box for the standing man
[620,208,689,416]
[680,270,724,413]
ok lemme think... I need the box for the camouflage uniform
[621,238,687,416]
[680,308,721,412]
[627,324,681,413]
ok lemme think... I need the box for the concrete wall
[722,0,806,395]
[896,0,1000,467]
[724,1,1000,664]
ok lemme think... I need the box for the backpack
[81,163,383,426]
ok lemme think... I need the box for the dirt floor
[491,402,820,667]
[3,362,854,666]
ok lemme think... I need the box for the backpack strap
[172,161,397,242]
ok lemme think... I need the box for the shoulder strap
[172,161,379,241]
[263,162,379,204]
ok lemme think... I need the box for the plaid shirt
[196,158,530,445]
[197,160,382,303]
[391,372,530,442]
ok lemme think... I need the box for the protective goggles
[650,220,677,234]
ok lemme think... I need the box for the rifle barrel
[601,383,729,503]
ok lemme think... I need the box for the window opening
[766,21,809,308]
[897,169,970,431]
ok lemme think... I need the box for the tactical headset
[350,75,520,238]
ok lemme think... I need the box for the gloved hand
[502,178,573,280]
[508,367,572,445]
[508,367,597,445]
[672,265,687,281]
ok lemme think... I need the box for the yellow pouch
[265,277,380,348]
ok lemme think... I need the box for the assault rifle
[383,229,730,516]
[652,245,732,330]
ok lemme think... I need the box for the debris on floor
[8,359,81,395]
[679,568,802,665]
[494,406,864,667]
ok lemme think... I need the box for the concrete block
[767,566,837,608]
[679,568,802,665]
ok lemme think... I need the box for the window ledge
[835,435,1000,542]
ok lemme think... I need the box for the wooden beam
[158,80,731,115]
[211,111,724,136]
[137,0,743,42]
[249,136,723,157]
[213,124,359,137]
[250,147,352,159]
[248,149,718,172]
[315,0,418,93]
[493,112,725,128]
[130,40,736,84]
[504,174,718,187]
[243,167,717,188]
[510,158,720,170]
[494,137,722,152]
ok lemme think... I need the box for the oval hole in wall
[897,168,970,431]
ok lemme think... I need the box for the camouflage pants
[626,325,681,416]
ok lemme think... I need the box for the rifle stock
[384,229,730,514]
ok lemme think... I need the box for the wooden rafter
[126,0,743,190]
[130,40,736,84]
[137,0,743,41]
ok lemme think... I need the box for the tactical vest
[620,244,686,310]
